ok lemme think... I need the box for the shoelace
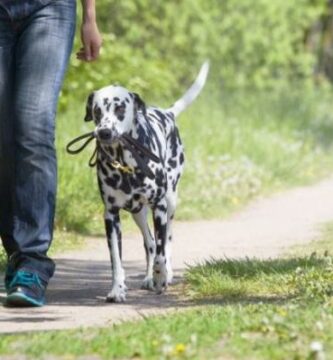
[9,271,43,289]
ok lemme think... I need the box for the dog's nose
[98,128,112,141]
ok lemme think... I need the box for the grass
[55,86,333,234]
[0,223,332,359]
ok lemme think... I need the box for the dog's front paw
[106,284,127,303]
[153,255,168,294]
[141,276,155,291]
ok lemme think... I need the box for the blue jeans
[0,0,76,282]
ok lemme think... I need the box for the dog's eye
[115,104,126,116]
[93,105,102,123]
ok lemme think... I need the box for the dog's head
[84,85,146,143]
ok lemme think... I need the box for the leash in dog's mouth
[66,131,160,179]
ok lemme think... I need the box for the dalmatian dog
[84,61,209,302]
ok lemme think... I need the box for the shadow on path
[46,257,184,308]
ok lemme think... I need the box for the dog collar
[66,131,160,179]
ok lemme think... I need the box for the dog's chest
[97,161,167,211]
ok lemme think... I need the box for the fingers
[76,47,86,60]
[84,44,92,61]
[76,42,101,62]
[91,41,101,61]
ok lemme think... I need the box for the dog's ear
[132,92,146,117]
[84,92,95,122]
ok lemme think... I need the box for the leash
[66,131,160,178]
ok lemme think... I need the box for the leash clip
[111,160,135,174]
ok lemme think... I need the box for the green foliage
[61,0,329,111]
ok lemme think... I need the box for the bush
[60,0,328,111]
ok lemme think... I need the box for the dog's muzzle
[97,128,121,144]
[97,128,112,142]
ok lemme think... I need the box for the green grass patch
[1,304,333,360]
[1,224,333,359]
[56,87,333,233]
[185,256,333,302]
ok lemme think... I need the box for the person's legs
[0,0,76,305]
[10,0,76,280]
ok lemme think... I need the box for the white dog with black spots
[84,62,209,302]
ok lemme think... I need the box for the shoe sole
[5,292,44,307]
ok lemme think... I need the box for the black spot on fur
[99,163,108,177]
[155,169,165,187]
[156,188,162,199]
[179,152,185,165]
[168,128,180,158]
[172,173,181,191]
[132,205,143,213]
[103,98,111,111]
[156,203,167,212]
[168,159,177,168]
[154,110,167,127]
[125,200,133,209]
[105,219,113,237]
[108,196,115,204]
[129,176,140,188]
[119,177,131,194]
[153,214,167,255]
[105,175,120,188]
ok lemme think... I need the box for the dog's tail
[168,60,210,117]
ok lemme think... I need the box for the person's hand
[76,20,102,62]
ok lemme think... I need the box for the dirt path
[2,176,333,333]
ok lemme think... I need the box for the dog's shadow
[44,257,185,308]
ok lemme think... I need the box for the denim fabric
[0,0,76,281]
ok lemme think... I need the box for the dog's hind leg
[105,209,127,303]
[165,192,177,285]
[132,206,156,290]
[152,198,168,294]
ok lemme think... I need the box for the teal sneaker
[5,270,46,307]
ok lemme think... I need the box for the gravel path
[1,176,333,333]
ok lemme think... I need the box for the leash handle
[88,146,98,167]
[66,131,95,155]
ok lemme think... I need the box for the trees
[61,0,332,109]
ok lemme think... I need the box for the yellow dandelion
[175,343,186,354]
